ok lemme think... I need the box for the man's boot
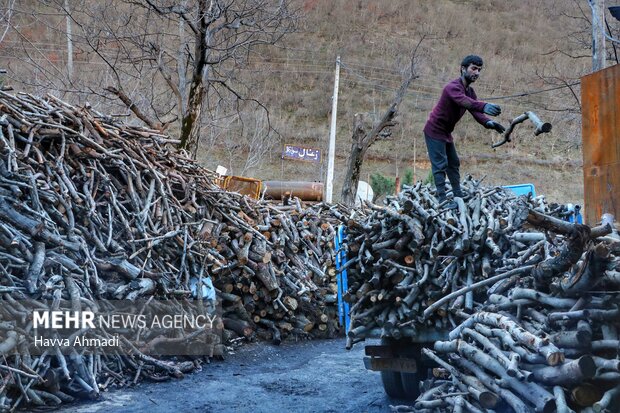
[435,186,447,204]
[449,182,466,199]
[434,174,457,209]
[442,199,458,210]
[452,187,465,198]
[436,188,457,210]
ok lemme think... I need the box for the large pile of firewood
[416,228,620,413]
[343,180,620,412]
[0,91,346,410]
[343,179,549,344]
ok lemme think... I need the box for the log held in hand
[492,111,552,148]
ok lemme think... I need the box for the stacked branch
[343,178,544,344]
[416,235,620,413]
[0,91,344,410]
[210,200,348,343]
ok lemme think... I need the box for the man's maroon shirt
[423,78,490,143]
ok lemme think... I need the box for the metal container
[262,181,324,201]
[216,175,262,199]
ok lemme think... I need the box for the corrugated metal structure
[216,176,262,199]
[581,64,620,225]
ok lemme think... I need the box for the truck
[331,107,596,400]
[333,64,619,407]
[335,222,444,399]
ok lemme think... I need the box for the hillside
[2,0,615,205]
[199,0,598,205]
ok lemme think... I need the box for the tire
[380,337,406,398]
[400,372,421,399]
[380,369,406,399]
[398,342,426,400]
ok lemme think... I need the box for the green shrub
[370,168,415,201]
[424,170,434,185]
[370,173,395,201]
[402,168,414,186]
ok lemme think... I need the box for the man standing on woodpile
[423,55,505,209]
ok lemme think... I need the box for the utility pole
[590,0,606,71]
[65,0,74,80]
[325,56,340,203]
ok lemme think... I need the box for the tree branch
[340,36,425,206]
[105,86,160,130]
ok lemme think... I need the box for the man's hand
[483,103,501,116]
[486,120,506,134]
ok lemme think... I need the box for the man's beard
[465,73,478,83]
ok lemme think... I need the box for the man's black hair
[461,55,483,68]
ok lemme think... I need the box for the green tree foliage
[370,168,415,201]
[370,173,395,201]
[424,170,434,185]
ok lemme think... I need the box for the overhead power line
[340,59,574,101]
[481,81,581,101]
[339,61,574,110]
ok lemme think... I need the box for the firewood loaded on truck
[334,111,620,413]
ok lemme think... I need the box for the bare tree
[340,41,423,206]
[239,110,276,175]
[517,0,620,153]
[11,0,296,157]
[0,0,15,90]
[536,0,620,114]
[0,0,14,45]
[220,108,276,175]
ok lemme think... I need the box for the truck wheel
[379,338,406,398]
[380,370,406,399]
[400,372,421,399]
[400,344,426,400]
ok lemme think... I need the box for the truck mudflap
[364,344,418,373]
[363,355,418,374]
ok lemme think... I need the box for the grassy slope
[198,0,596,205]
[2,0,600,205]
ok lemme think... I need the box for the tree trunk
[341,114,369,206]
[179,0,210,154]
[340,100,402,206]
[179,79,205,154]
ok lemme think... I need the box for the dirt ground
[54,339,406,413]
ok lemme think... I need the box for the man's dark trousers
[424,133,460,201]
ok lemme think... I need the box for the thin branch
[141,0,199,34]
[105,86,160,130]
[605,17,619,64]
[541,49,591,59]
[0,0,15,44]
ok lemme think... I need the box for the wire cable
[339,62,568,111]
[481,81,581,100]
